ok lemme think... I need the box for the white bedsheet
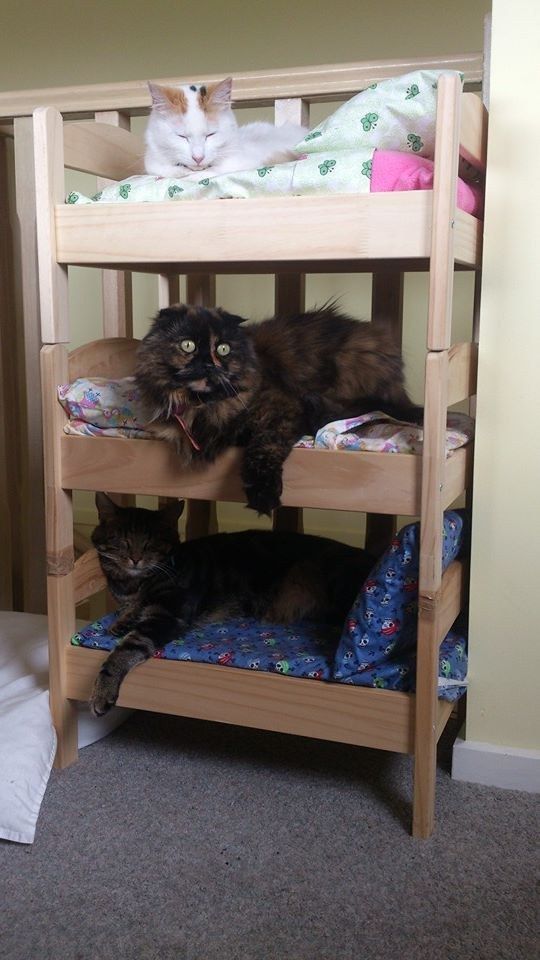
[0,612,130,844]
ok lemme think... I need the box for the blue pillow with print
[333,510,469,683]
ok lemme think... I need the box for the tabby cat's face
[92,495,182,581]
[135,305,256,415]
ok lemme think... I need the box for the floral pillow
[297,69,458,159]
[57,377,150,434]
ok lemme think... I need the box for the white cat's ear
[148,81,172,111]
[208,77,233,108]
[95,492,119,520]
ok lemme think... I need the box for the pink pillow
[371,149,483,217]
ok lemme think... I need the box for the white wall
[466,0,540,751]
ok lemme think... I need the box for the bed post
[365,271,404,555]
[273,96,309,535]
[34,106,78,766]
[413,74,461,837]
[184,273,219,539]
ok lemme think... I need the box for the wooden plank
[0,54,483,119]
[41,345,73,569]
[0,136,18,608]
[66,646,415,754]
[48,573,78,767]
[55,193,434,265]
[60,438,420,513]
[412,601,440,838]
[158,274,180,309]
[184,274,218,540]
[459,93,488,172]
[68,337,139,379]
[366,271,404,554]
[412,559,466,838]
[420,560,467,644]
[419,351,448,596]
[448,341,478,406]
[442,443,473,510]
[64,120,144,178]
[94,112,134,341]
[13,117,47,611]
[42,341,78,766]
[59,435,470,516]
[371,272,404,336]
[427,74,462,350]
[453,208,483,267]
[274,96,309,128]
[436,700,455,740]
[74,547,105,604]
[33,107,69,343]
[272,114,306,537]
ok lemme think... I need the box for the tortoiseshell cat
[135,304,421,516]
[89,493,374,717]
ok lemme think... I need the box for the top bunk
[32,59,487,276]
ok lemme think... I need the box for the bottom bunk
[64,648,455,756]
[67,512,468,758]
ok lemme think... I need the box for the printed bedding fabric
[58,378,474,456]
[65,68,480,214]
[71,510,469,701]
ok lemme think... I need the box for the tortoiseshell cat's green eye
[180,339,196,354]
[216,342,231,357]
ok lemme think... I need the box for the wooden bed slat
[64,121,144,179]
[2,53,483,119]
[68,337,140,380]
[459,93,488,171]
[74,547,105,605]
[448,341,478,406]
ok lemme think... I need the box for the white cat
[144,77,308,180]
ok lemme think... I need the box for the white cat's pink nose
[192,152,204,165]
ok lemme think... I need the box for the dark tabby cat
[89,493,374,717]
[135,304,421,516]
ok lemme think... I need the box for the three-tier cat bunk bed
[32,55,486,837]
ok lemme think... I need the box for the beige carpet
[0,710,537,960]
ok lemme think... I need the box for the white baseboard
[452,735,540,793]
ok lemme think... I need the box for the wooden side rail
[64,121,144,179]
[68,337,140,380]
[459,92,488,171]
[448,341,478,406]
[419,559,467,643]
[74,547,106,604]
[2,53,483,120]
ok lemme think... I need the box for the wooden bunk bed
[33,60,487,838]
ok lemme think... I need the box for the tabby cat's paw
[89,672,119,718]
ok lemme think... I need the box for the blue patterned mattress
[72,511,469,701]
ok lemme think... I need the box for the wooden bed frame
[33,60,487,838]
